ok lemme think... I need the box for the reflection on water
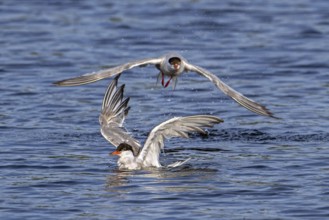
[103,165,222,217]
[105,166,218,192]
[1,0,329,219]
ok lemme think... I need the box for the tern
[54,52,275,118]
[99,75,223,170]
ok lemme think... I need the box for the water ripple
[1,0,329,219]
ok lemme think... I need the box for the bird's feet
[161,72,172,88]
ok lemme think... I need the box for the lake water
[1,0,329,219]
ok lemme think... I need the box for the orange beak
[110,150,121,156]
[173,63,180,70]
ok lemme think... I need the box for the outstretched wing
[53,57,163,86]
[137,115,223,167]
[185,63,276,118]
[99,75,141,156]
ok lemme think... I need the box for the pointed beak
[110,150,121,156]
[173,63,180,70]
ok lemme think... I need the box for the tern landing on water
[99,75,223,170]
[54,52,276,118]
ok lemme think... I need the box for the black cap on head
[117,143,134,152]
[168,57,181,64]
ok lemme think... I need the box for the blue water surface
[1,0,329,219]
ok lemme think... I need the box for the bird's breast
[160,64,184,76]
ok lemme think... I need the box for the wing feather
[137,115,223,167]
[99,75,141,156]
[54,57,163,86]
[185,63,276,118]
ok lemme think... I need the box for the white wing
[99,75,141,156]
[185,63,276,118]
[54,57,163,86]
[137,115,224,167]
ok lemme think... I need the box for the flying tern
[54,52,275,118]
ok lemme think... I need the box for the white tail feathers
[167,157,191,168]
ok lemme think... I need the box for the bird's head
[168,57,181,71]
[111,143,134,157]
[162,52,186,74]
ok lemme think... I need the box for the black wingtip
[119,84,125,95]
[269,114,282,120]
[52,81,62,86]
[114,73,121,81]
[52,79,83,87]
[261,106,281,120]
[124,105,131,116]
